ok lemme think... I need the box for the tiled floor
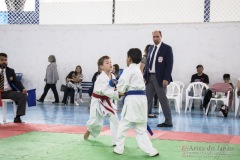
[1,101,240,136]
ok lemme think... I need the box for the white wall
[0,22,239,101]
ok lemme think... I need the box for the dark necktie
[149,46,157,70]
[0,69,4,91]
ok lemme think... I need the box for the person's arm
[116,68,130,94]
[140,56,146,74]
[205,74,209,84]
[10,69,26,93]
[66,71,73,83]
[73,74,83,83]
[163,46,173,87]
[190,75,194,83]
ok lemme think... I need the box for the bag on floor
[218,104,228,117]
[27,89,36,107]
[60,84,66,91]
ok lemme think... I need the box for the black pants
[39,84,59,102]
[62,86,75,104]
[2,90,27,116]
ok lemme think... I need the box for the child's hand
[118,92,125,97]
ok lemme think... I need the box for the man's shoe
[14,117,24,123]
[157,123,173,127]
[52,101,59,104]
[37,99,43,103]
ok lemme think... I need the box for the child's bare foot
[84,130,90,140]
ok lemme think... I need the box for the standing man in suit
[143,30,173,127]
[0,52,27,123]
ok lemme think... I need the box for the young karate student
[84,55,119,146]
[113,48,159,157]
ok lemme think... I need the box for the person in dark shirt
[190,64,209,110]
[191,64,209,84]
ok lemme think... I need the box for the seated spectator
[0,52,27,123]
[191,64,209,84]
[61,65,83,106]
[189,64,209,110]
[223,74,234,108]
[112,64,120,80]
[88,67,101,97]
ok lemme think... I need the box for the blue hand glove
[109,79,118,88]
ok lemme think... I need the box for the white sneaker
[75,102,79,106]
[79,99,84,103]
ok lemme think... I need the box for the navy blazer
[143,42,173,87]
[5,67,25,91]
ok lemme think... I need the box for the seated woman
[112,64,120,80]
[61,65,83,105]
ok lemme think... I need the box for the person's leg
[146,75,156,116]
[2,90,27,122]
[85,109,103,139]
[109,113,119,145]
[62,87,70,104]
[38,84,51,102]
[78,87,84,103]
[50,84,59,103]
[69,88,75,104]
[114,118,131,154]
[152,76,172,126]
[154,93,158,107]
[134,122,159,157]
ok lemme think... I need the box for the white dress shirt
[149,42,162,73]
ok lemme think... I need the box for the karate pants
[114,118,158,156]
[86,108,119,145]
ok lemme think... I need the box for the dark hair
[0,53,7,58]
[75,65,82,74]
[223,74,230,79]
[196,64,203,68]
[97,55,110,67]
[144,44,151,56]
[127,48,142,64]
[113,64,120,76]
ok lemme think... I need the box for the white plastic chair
[174,81,185,108]
[185,82,209,113]
[235,88,240,117]
[205,91,231,115]
[1,99,17,123]
[159,82,181,114]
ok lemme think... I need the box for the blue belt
[126,90,146,96]
[123,90,145,104]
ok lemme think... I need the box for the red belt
[92,93,115,114]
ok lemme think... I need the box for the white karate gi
[114,63,158,156]
[86,71,119,145]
